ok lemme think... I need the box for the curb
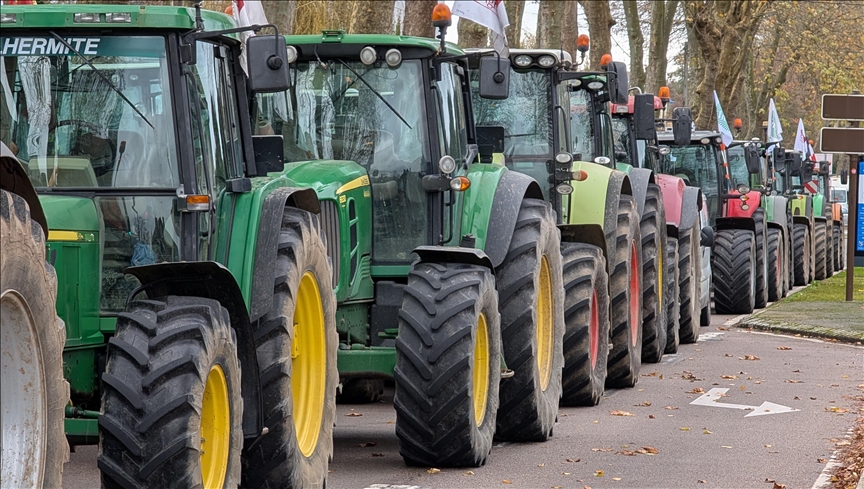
[736,317,864,344]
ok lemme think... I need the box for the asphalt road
[62,312,863,489]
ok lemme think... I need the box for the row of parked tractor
[0,3,847,488]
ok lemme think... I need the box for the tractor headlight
[587,81,604,90]
[438,155,457,175]
[555,152,572,165]
[593,156,610,165]
[538,55,556,67]
[360,46,377,65]
[286,45,298,64]
[514,55,532,67]
[556,183,574,195]
[385,48,402,67]
[737,183,751,194]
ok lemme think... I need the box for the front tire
[98,297,243,489]
[766,228,783,302]
[394,263,501,467]
[814,221,827,280]
[753,211,769,309]
[713,229,757,315]
[663,239,680,354]
[1,190,69,489]
[560,243,610,407]
[793,223,811,286]
[242,207,338,489]
[606,195,643,388]
[639,184,668,364]
[677,216,701,343]
[495,198,564,441]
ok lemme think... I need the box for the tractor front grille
[319,199,340,288]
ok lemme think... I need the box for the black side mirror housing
[633,94,657,141]
[252,135,285,175]
[478,56,510,100]
[786,151,802,176]
[700,226,715,247]
[800,159,814,183]
[672,107,693,146]
[475,125,505,162]
[744,143,762,175]
[772,146,786,172]
[818,161,830,176]
[841,169,848,185]
[608,61,629,105]
[247,35,291,93]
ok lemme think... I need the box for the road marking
[810,428,855,489]
[365,485,426,489]
[689,388,800,417]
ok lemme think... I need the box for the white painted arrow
[689,388,799,417]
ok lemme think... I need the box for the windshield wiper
[49,31,153,129]
[335,59,411,129]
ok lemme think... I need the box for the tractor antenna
[194,0,204,31]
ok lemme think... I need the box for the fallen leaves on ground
[463,471,474,476]
[565,458,581,463]
[784,379,804,383]
[635,401,652,407]
[371,453,384,457]
[665,405,679,410]
[649,414,655,419]
[777,346,792,350]
[721,374,738,379]
[427,468,441,474]
[703,429,712,434]
[358,441,376,447]
[826,406,850,413]
[743,355,760,360]
[772,483,786,489]
[345,412,362,416]
[680,427,691,431]
[592,447,613,452]
[612,477,622,481]
[610,410,634,416]
[688,388,705,394]
[698,480,706,484]
[642,371,661,377]
[502,479,512,484]
[817,458,827,463]
[616,450,636,456]
[537,463,544,467]
[725,353,733,357]
[681,371,698,380]
[594,470,604,477]
[637,446,659,454]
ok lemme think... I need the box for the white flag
[793,118,809,155]
[232,0,269,73]
[451,0,510,56]
[713,91,733,147]
[767,98,783,143]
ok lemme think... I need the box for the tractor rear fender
[789,196,812,219]
[766,195,788,227]
[125,261,262,441]
[832,203,843,223]
[627,167,656,217]
[461,166,544,268]
[715,217,756,233]
[656,173,686,228]
[812,193,825,217]
[792,215,812,227]
[413,246,495,272]
[680,186,704,233]
[1,150,47,236]
[559,224,607,261]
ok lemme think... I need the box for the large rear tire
[639,184,667,364]
[495,199,564,441]
[677,216,701,343]
[712,229,757,315]
[793,223,811,286]
[753,211,769,309]
[394,263,501,467]
[606,195,643,388]
[826,222,835,277]
[833,225,843,271]
[241,207,338,489]
[814,221,827,280]
[766,228,783,302]
[560,243,610,406]
[663,239,680,354]
[1,190,69,489]
[98,297,243,489]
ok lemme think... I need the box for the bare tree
[579,0,615,70]
[352,0,396,34]
[644,0,678,95]
[505,0,525,49]
[264,1,297,36]
[537,0,564,48]
[457,18,488,48]
[621,0,644,88]
[403,0,437,38]
[561,1,579,62]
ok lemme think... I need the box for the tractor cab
[657,130,726,225]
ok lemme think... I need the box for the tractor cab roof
[0,4,235,32]
[658,130,722,145]
[286,32,462,58]
[611,94,663,115]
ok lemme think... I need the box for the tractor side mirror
[672,107,692,146]
[633,94,657,141]
[786,152,802,176]
[841,169,848,185]
[772,146,786,172]
[700,226,715,247]
[818,161,830,176]
[744,144,762,175]
[247,35,292,93]
[607,61,629,105]
[478,56,510,100]
[800,158,813,182]
[252,135,285,175]
[476,125,505,162]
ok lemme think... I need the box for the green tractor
[1,143,68,487]
[467,45,653,407]
[263,11,567,467]
[2,4,343,487]
[809,159,840,280]
[777,150,819,286]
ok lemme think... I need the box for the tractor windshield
[255,59,431,264]
[726,146,752,189]
[662,143,721,224]
[0,35,179,189]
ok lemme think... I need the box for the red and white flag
[231,0,268,72]
[451,0,510,56]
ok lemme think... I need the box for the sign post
[820,91,863,302]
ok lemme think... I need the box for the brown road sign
[819,127,864,153]
[821,94,864,121]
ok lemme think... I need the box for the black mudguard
[1,150,47,235]
[627,167,655,217]
[483,171,544,268]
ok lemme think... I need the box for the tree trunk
[537,0,565,48]
[622,0,644,88]
[263,1,297,36]
[562,1,580,63]
[351,0,395,34]
[644,0,678,95]
[294,0,330,34]
[505,0,525,49]
[686,0,772,128]
[457,18,488,48]
[579,0,616,70]
[403,0,437,38]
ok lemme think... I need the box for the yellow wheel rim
[292,271,326,458]
[201,364,230,489]
[537,255,554,391]
[472,313,490,427]
[657,245,663,306]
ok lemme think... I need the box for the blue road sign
[858,161,864,253]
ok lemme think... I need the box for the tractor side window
[436,62,469,164]
[598,112,615,162]
[665,144,720,225]
[611,116,631,165]
[569,89,594,161]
